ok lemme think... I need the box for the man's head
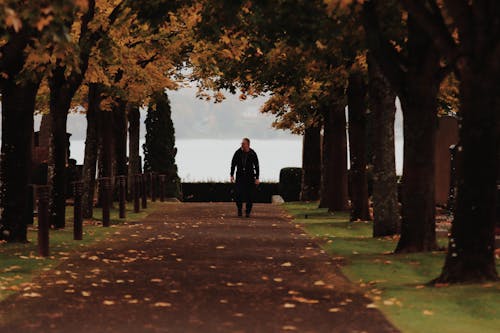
[241,138,250,152]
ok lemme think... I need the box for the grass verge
[285,202,500,333]
[0,201,160,302]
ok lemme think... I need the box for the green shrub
[279,167,302,202]
[181,182,279,203]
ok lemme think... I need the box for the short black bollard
[100,177,112,227]
[73,181,84,240]
[36,186,50,257]
[133,174,141,213]
[159,175,166,202]
[141,174,148,209]
[151,172,157,202]
[118,175,126,219]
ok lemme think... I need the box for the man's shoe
[245,213,250,218]
[238,211,243,217]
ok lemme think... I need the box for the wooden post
[141,174,148,209]
[100,177,112,227]
[73,181,84,240]
[159,175,166,202]
[36,186,50,257]
[151,172,157,202]
[133,174,141,213]
[118,175,126,219]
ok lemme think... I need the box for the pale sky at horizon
[1,86,404,180]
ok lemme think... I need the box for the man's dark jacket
[230,148,259,182]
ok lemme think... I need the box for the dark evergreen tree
[143,91,182,198]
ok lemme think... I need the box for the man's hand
[255,179,260,185]
[230,176,235,183]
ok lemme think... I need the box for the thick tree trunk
[394,18,442,253]
[128,106,141,197]
[368,56,400,237]
[100,109,114,179]
[0,80,39,242]
[319,105,349,211]
[395,79,439,252]
[82,84,101,219]
[347,72,370,221]
[96,107,115,207]
[113,100,128,177]
[435,72,499,283]
[48,86,72,229]
[300,125,321,201]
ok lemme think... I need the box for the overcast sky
[29,86,300,142]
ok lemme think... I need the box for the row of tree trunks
[300,125,321,201]
[319,104,349,212]
[347,72,370,221]
[82,84,102,219]
[400,0,499,284]
[0,79,40,242]
[367,56,400,237]
[363,2,443,252]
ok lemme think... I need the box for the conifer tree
[143,91,182,198]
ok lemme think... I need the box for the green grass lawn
[0,201,159,302]
[285,202,500,333]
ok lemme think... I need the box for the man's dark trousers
[235,177,255,216]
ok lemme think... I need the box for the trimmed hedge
[181,182,279,203]
[279,167,302,202]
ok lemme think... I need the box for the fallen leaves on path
[153,302,172,307]
[290,296,319,304]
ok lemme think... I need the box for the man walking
[230,138,260,217]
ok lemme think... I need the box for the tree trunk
[300,125,321,201]
[100,109,114,179]
[347,72,370,221]
[368,55,400,237]
[0,80,39,242]
[48,83,72,229]
[395,79,439,252]
[82,84,101,219]
[113,99,128,177]
[435,71,499,283]
[395,18,441,253]
[319,105,349,211]
[128,106,141,197]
